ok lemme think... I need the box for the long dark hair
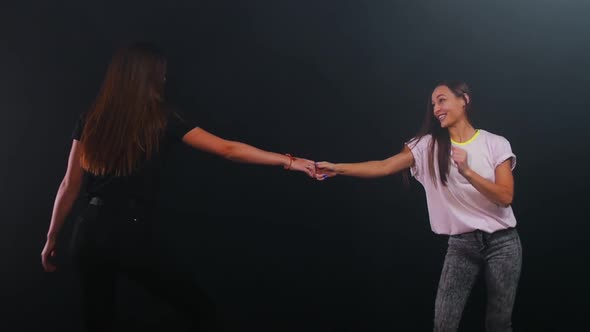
[79,42,169,177]
[404,81,473,186]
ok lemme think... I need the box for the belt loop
[482,232,488,247]
[475,230,486,250]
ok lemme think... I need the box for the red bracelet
[284,153,296,170]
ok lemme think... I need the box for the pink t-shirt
[406,129,517,235]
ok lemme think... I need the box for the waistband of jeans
[452,227,517,240]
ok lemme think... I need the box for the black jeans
[71,198,218,331]
[434,228,522,332]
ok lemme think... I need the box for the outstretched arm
[315,146,414,179]
[181,127,316,177]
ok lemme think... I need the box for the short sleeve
[167,107,198,142]
[492,136,516,171]
[405,135,431,183]
[71,113,85,141]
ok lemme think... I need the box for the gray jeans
[434,228,522,332]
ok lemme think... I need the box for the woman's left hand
[451,146,471,175]
[289,157,317,178]
[41,236,58,272]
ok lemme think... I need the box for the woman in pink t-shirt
[315,81,521,332]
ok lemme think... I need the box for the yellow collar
[451,129,480,146]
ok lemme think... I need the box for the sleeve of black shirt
[71,113,85,141]
[167,106,198,142]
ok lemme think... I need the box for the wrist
[283,154,296,170]
[460,167,473,178]
[47,232,58,240]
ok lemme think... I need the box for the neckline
[451,129,480,146]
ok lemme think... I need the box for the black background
[3,0,589,331]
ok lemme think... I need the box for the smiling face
[431,85,470,128]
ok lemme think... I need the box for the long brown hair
[405,81,473,186]
[79,43,169,177]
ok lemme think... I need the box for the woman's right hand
[314,161,338,181]
[41,236,57,272]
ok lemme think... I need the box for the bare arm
[42,140,84,271]
[462,160,514,207]
[316,146,415,179]
[181,127,315,177]
[47,140,84,238]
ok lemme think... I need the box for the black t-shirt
[71,106,197,204]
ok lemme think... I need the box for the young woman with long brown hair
[40,43,316,331]
[315,81,522,331]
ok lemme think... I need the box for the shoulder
[71,111,89,141]
[164,103,195,123]
[161,103,198,141]
[407,134,432,149]
[478,129,514,158]
[478,129,510,145]
[162,103,182,119]
[76,111,88,123]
